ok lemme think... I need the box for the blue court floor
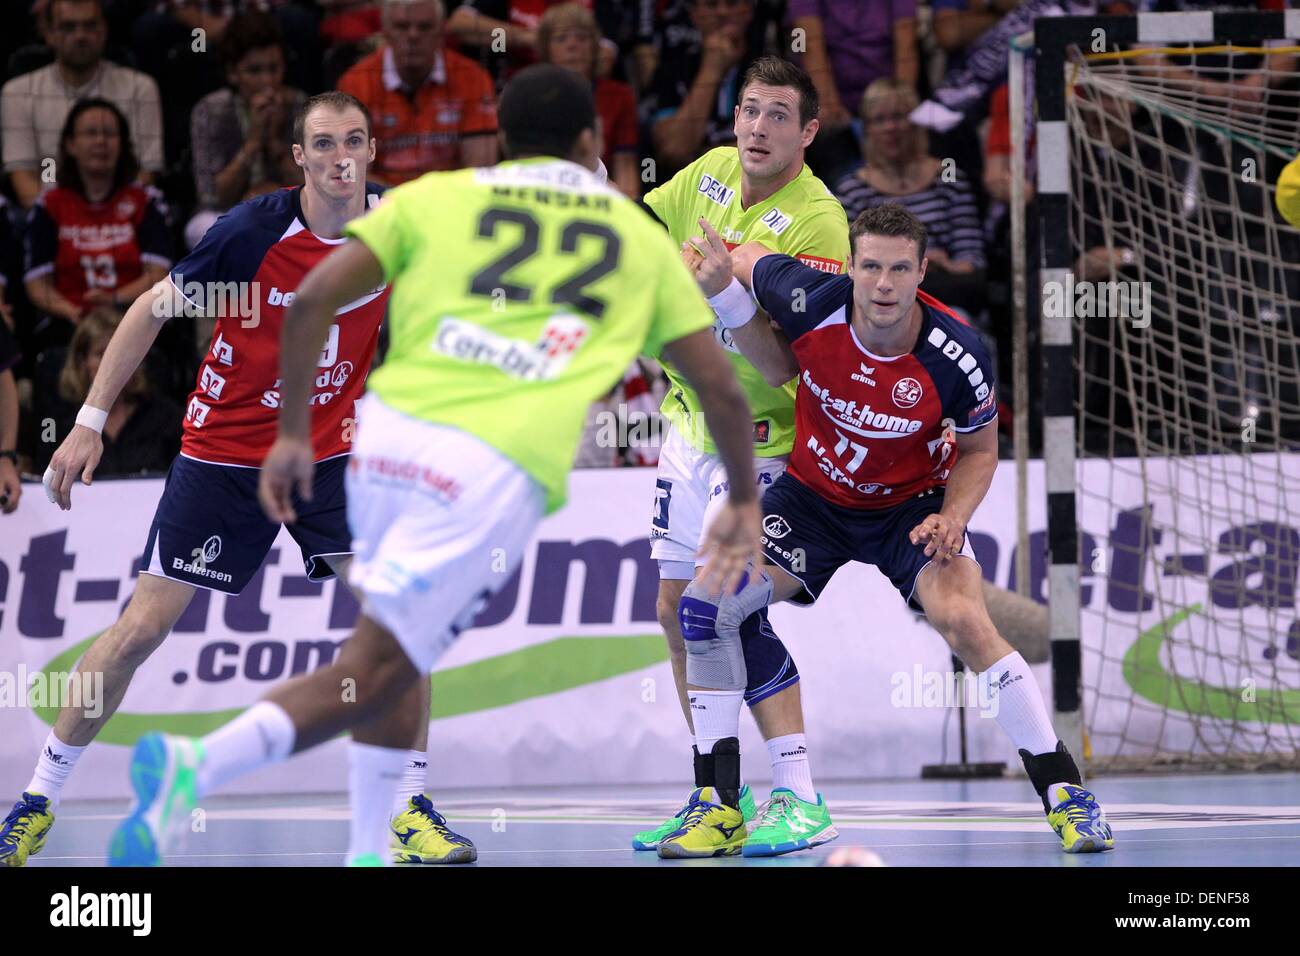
[30,772,1300,867]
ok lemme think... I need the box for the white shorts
[346,394,544,673]
[648,424,787,579]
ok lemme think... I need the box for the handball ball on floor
[822,847,887,867]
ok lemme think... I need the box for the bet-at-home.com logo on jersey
[432,314,590,380]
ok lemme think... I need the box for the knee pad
[741,608,799,705]
[678,570,773,692]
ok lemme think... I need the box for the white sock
[393,750,428,817]
[691,689,744,753]
[985,651,1060,755]
[766,733,815,803]
[196,701,296,797]
[347,742,406,866]
[27,733,87,810]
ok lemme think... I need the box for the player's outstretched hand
[697,497,764,598]
[42,424,104,511]
[684,217,735,298]
[910,513,964,563]
[259,436,314,525]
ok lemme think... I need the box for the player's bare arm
[43,281,176,511]
[727,239,778,292]
[661,327,763,597]
[910,422,999,563]
[685,219,798,386]
[259,238,384,524]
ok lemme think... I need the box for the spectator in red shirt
[22,98,174,354]
[337,0,498,184]
[538,3,640,197]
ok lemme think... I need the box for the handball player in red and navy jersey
[0,92,473,870]
[678,204,1115,854]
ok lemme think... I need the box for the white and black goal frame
[1032,9,1300,764]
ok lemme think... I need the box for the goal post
[1032,10,1300,773]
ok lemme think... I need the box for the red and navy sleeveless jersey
[23,183,173,311]
[172,184,389,466]
[752,253,998,510]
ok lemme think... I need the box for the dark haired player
[678,203,1115,853]
[2,92,475,868]
[635,54,848,860]
[103,64,762,867]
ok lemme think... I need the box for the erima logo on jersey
[697,173,734,208]
[432,314,589,381]
[801,369,923,437]
[926,326,990,403]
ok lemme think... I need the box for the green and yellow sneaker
[1046,784,1115,853]
[107,732,204,867]
[742,788,838,857]
[632,783,755,850]
[655,787,748,859]
[391,794,477,864]
[0,792,55,867]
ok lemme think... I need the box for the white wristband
[75,405,109,433]
[707,277,757,329]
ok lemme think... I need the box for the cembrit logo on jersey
[433,314,590,381]
[852,363,876,386]
[697,174,735,208]
[763,515,791,539]
[801,369,923,438]
[892,377,923,409]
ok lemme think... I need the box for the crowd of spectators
[0,0,1295,505]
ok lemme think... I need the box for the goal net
[1045,17,1300,771]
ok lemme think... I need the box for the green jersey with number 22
[344,157,716,514]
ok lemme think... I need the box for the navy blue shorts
[142,454,352,594]
[759,473,976,612]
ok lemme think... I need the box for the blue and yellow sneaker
[1046,784,1115,853]
[655,787,747,859]
[107,732,204,867]
[743,788,838,857]
[633,784,756,850]
[391,794,477,864]
[0,792,55,867]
